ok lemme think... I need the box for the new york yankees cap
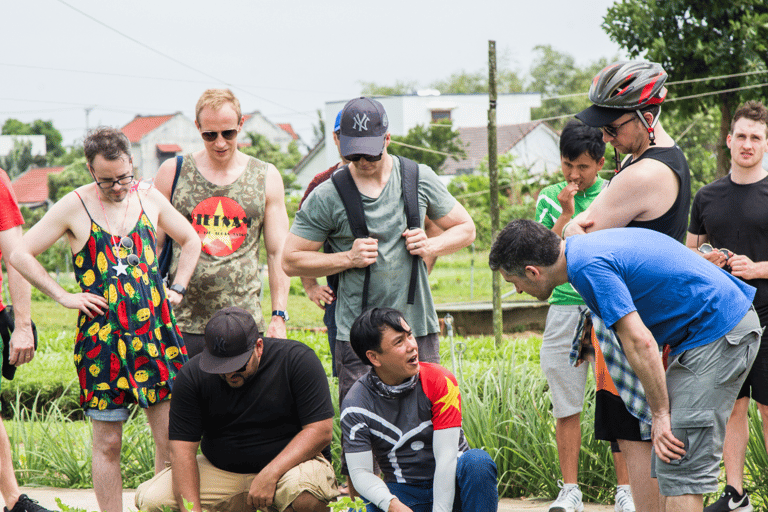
[339,97,389,157]
[199,306,258,374]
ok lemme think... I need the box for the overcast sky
[1,0,627,148]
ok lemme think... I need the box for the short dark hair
[731,100,768,135]
[639,104,661,124]
[83,127,131,167]
[488,219,561,277]
[560,120,605,162]
[350,308,408,366]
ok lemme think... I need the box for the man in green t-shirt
[534,120,635,512]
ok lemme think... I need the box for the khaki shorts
[135,454,339,512]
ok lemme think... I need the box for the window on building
[431,110,451,122]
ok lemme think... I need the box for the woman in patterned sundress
[11,127,201,512]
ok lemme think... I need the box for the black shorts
[594,389,645,442]
[736,330,768,405]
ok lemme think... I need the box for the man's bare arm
[567,160,679,235]
[283,234,378,278]
[154,188,201,306]
[613,312,685,463]
[152,157,178,255]
[170,440,202,512]
[247,418,332,510]
[0,226,33,365]
[262,165,290,338]
[10,195,107,317]
[403,202,475,260]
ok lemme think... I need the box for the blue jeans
[324,299,337,377]
[365,449,498,512]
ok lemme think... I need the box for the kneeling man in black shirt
[135,306,338,512]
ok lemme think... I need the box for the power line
[389,140,466,159]
[0,62,341,95]
[54,0,315,119]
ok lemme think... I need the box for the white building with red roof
[241,111,304,153]
[121,113,201,179]
[11,166,66,209]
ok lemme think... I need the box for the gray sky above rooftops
[1,0,625,148]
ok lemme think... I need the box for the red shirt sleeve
[0,169,24,232]
[418,362,462,430]
[299,163,340,209]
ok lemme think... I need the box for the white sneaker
[549,481,584,512]
[614,485,636,512]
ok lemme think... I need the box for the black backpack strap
[398,156,420,305]
[158,155,184,284]
[331,165,371,311]
[170,155,183,201]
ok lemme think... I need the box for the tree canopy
[2,118,65,159]
[603,0,768,175]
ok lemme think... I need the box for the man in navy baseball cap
[338,97,389,158]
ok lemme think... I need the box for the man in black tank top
[561,61,693,512]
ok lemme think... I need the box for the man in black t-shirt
[135,307,338,512]
[687,100,768,512]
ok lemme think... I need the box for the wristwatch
[169,283,186,296]
[272,310,289,322]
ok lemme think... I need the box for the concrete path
[6,487,615,512]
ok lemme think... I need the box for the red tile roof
[156,144,182,153]
[12,166,65,205]
[441,122,542,175]
[121,114,175,143]
[278,123,299,140]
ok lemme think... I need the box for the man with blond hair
[155,88,290,357]
[687,100,768,512]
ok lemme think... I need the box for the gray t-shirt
[291,158,455,341]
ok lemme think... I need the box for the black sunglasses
[601,117,635,138]
[93,173,134,189]
[346,152,383,162]
[201,129,238,142]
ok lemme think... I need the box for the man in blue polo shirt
[489,220,761,512]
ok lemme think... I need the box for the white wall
[241,112,295,153]
[507,124,561,176]
[132,115,202,179]
[0,135,46,157]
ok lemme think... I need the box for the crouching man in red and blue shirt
[341,307,498,512]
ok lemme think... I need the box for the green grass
[5,257,768,507]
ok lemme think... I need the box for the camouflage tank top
[170,154,267,333]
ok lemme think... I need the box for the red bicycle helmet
[588,61,667,109]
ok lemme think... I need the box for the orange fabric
[592,326,619,396]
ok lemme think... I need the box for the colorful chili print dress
[73,195,188,413]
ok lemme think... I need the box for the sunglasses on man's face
[601,117,635,138]
[200,129,238,142]
[346,152,383,162]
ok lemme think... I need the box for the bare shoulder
[264,163,286,199]
[612,157,679,196]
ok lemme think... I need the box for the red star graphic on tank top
[190,197,249,256]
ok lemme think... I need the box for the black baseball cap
[339,97,389,157]
[575,105,634,128]
[199,307,259,374]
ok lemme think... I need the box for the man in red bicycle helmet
[565,60,691,243]
[562,61,693,512]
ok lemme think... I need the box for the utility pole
[488,40,502,346]
[84,106,94,135]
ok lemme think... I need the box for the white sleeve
[432,427,460,512]
[346,451,395,512]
